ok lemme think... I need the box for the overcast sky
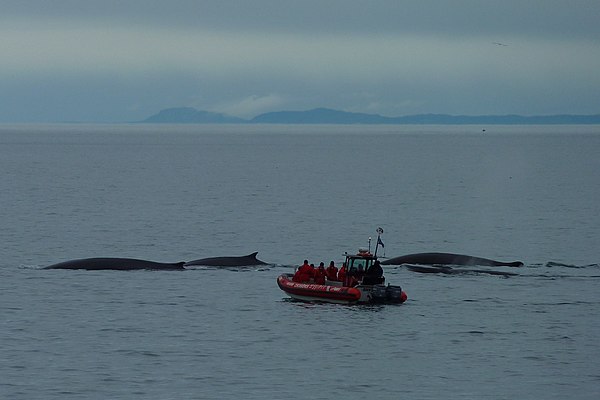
[1,0,599,122]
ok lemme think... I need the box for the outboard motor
[371,284,388,303]
[386,285,403,303]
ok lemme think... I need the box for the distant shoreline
[139,107,600,125]
[2,107,600,125]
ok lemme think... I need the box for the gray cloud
[4,0,600,39]
[1,1,599,121]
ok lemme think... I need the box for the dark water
[1,124,599,399]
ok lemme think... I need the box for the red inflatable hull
[277,274,362,303]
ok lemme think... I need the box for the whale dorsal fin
[248,252,259,259]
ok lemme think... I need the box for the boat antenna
[368,237,372,253]
[374,227,384,257]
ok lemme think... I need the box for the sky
[1,0,599,122]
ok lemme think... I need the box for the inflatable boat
[277,234,407,305]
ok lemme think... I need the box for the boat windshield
[346,257,374,273]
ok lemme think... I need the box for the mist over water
[1,124,599,399]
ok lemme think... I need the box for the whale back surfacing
[44,258,186,271]
[406,264,518,277]
[184,252,268,267]
[381,252,523,267]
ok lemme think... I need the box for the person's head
[303,259,308,265]
[310,263,315,267]
[374,260,380,266]
[329,261,335,267]
[319,262,324,267]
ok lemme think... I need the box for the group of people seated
[292,259,384,287]
[293,260,341,284]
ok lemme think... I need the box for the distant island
[141,107,600,125]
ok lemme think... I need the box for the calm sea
[1,124,599,399]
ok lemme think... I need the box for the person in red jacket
[314,262,326,284]
[292,266,302,282]
[325,261,338,281]
[293,260,314,283]
[337,262,347,284]
[344,266,359,287]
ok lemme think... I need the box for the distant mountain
[252,108,600,124]
[142,107,244,123]
[141,107,600,125]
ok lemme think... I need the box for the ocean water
[1,124,599,399]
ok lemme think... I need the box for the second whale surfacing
[44,257,186,271]
[381,252,523,267]
[405,264,519,277]
[184,252,268,267]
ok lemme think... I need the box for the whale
[405,265,518,277]
[381,252,523,267]
[44,257,186,271]
[184,252,268,267]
